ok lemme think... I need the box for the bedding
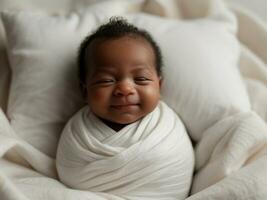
[0,0,118,113]
[0,0,267,200]
[56,101,194,199]
[1,1,147,158]
[1,0,249,158]
[227,0,267,22]
[0,0,107,114]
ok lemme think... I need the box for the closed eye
[134,77,151,84]
[94,79,115,85]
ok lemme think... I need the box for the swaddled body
[56,17,194,199]
[56,101,194,199]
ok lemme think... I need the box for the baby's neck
[99,118,128,132]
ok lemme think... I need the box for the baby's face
[85,36,161,125]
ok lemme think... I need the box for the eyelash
[95,79,114,84]
[135,77,148,81]
[134,77,152,85]
[93,77,151,85]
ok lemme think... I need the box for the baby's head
[78,17,163,128]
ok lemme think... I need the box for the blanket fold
[56,101,194,199]
[1,0,267,199]
[192,111,267,193]
[0,109,57,178]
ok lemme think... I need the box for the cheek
[139,85,161,107]
[86,88,111,106]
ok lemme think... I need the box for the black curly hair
[77,17,163,89]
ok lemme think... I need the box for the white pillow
[1,2,250,157]
[127,13,250,141]
[2,11,89,157]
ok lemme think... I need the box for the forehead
[91,35,153,50]
[86,36,156,72]
[86,36,156,65]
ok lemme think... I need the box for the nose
[113,80,135,97]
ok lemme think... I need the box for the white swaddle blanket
[56,101,194,200]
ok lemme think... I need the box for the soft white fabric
[1,1,147,158]
[192,111,267,193]
[0,108,56,179]
[187,153,267,200]
[150,0,267,197]
[2,103,266,200]
[1,11,89,157]
[0,0,267,199]
[1,0,249,159]
[230,3,267,65]
[0,0,109,112]
[56,101,194,199]
[0,0,141,112]
[245,79,267,122]
[126,11,250,142]
[239,44,267,122]
[226,0,267,22]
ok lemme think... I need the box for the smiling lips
[111,96,140,111]
[111,103,140,111]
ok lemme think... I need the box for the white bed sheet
[229,0,267,22]
[0,0,267,199]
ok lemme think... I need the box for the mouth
[110,104,140,111]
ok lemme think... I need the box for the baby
[56,17,194,200]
